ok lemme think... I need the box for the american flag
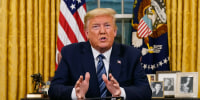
[56,0,87,70]
[137,15,152,38]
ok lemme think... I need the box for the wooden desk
[152,98,200,100]
[21,96,123,100]
[21,97,200,100]
[21,98,49,100]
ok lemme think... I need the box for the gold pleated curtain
[166,0,200,97]
[0,0,60,100]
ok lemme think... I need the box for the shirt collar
[91,47,112,61]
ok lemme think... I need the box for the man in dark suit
[164,78,174,91]
[48,8,152,100]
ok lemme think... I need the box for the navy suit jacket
[48,41,152,100]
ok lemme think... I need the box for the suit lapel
[109,43,122,80]
[80,42,100,97]
[80,42,97,76]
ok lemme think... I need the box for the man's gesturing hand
[75,72,90,99]
[102,73,121,97]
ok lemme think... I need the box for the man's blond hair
[84,8,117,30]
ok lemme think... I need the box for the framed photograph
[175,72,198,98]
[147,74,156,84]
[151,81,164,98]
[156,71,178,97]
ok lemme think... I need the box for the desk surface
[21,97,124,100]
[152,98,200,100]
[21,98,49,100]
[21,98,200,100]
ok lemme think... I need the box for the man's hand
[102,73,121,97]
[75,72,90,99]
[57,52,62,65]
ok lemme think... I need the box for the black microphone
[109,69,112,74]
[108,69,112,80]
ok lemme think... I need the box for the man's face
[164,79,170,86]
[155,84,161,91]
[85,15,117,53]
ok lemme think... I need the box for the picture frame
[150,81,164,98]
[175,72,198,98]
[156,71,179,97]
[147,74,156,84]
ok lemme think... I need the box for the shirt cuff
[120,87,126,99]
[71,88,77,99]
